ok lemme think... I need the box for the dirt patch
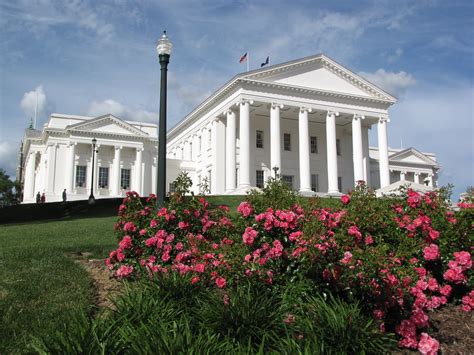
[72,252,123,310]
[429,303,474,354]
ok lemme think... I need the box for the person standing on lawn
[41,192,45,203]
[62,189,67,202]
[36,191,41,203]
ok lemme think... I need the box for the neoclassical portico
[168,54,397,196]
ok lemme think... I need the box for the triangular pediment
[241,54,396,102]
[389,148,438,167]
[66,114,148,137]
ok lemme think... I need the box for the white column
[113,146,121,196]
[270,103,283,175]
[352,114,365,185]
[326,111,339,194]
[192,135,199,161]
[45,143,56,193]
[428,174,434,188]
[135,147,143,195]
[414,172,420,184]
[225,110,236,191]
[400,171,406,181]
[377,117,390,188]
[183,140,191,160]
[23,152,36,200]
[201,127,209,166]
[299,107,312,194]
[65,142,76,193]
[238,99,252,188]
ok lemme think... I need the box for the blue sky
[1,0,472,198]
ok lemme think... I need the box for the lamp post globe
[156,31,172,207]
[88,137,97,205]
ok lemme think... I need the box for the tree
[0,169,19,207]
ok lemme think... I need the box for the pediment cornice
[389,148,439,168]
[66,114,149,137]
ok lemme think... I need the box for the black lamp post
[156,31,172,207]
[88,137,97,204]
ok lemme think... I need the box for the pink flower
[115,265,134,279]
[364,235,374,245]
[454,251,472,270]
[237,201,254,217]
[341,251,353,264]
[123,222,137,232]
[194,263,205,273]
[348,225,362,240]
[428,228,440,241]
[215,277,226,289]
[340,194,350,205]
[119,235,132,249]
[191,276,200,284]
[423,244,440,261]
[418,333,439,355]
[439,284,452,297]
[242,227,258,245]
[178,221,189,229]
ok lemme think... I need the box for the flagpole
[247,52,250,72]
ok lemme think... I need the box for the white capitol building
[19,54,439,203]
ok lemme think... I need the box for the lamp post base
[88,195,96,205]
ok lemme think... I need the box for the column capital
[414,172,421,176]
[300,107,313,114]
[327,111,340,117]
[271,102,284,109]
[223,108,236,116]
[353,114,365,120]
[114,145,123,150]
[68,141,77,147]
[235,98,254,107]
[136,147,144,152]
[379,116,390,123]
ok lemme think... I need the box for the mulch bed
[72,252,123,310]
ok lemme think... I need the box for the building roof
[168,53,397,139]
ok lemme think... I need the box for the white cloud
[87,99,157,122]
[359,69,416,97]
[20,86,48,125]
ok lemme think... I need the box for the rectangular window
[256,130,264,148]
[311,174,319,192]
[336,139,341,156]
[169,182,176,193]
[76,165,86,188]
[338,176,342,192]
[310,136,318,154]
[98,167,109,188]
[121,169,131,190]
[284,133,291,151]
[256,170,264,188]
[282,175,294,190]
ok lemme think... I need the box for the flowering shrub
[107,176,473,354]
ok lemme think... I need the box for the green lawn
[0,216,117,354]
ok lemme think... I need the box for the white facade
[20,54,439,203]
[20,113,197,203]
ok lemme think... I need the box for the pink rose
[237,201,254,217]
[454,251,472,270]
[417,333,439,355]
[119,235,132,249]
[215,277,226,289]
[340,194,350,205]
[115,265,134,279]
[242,227,258,245]
[423,244,440,261]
